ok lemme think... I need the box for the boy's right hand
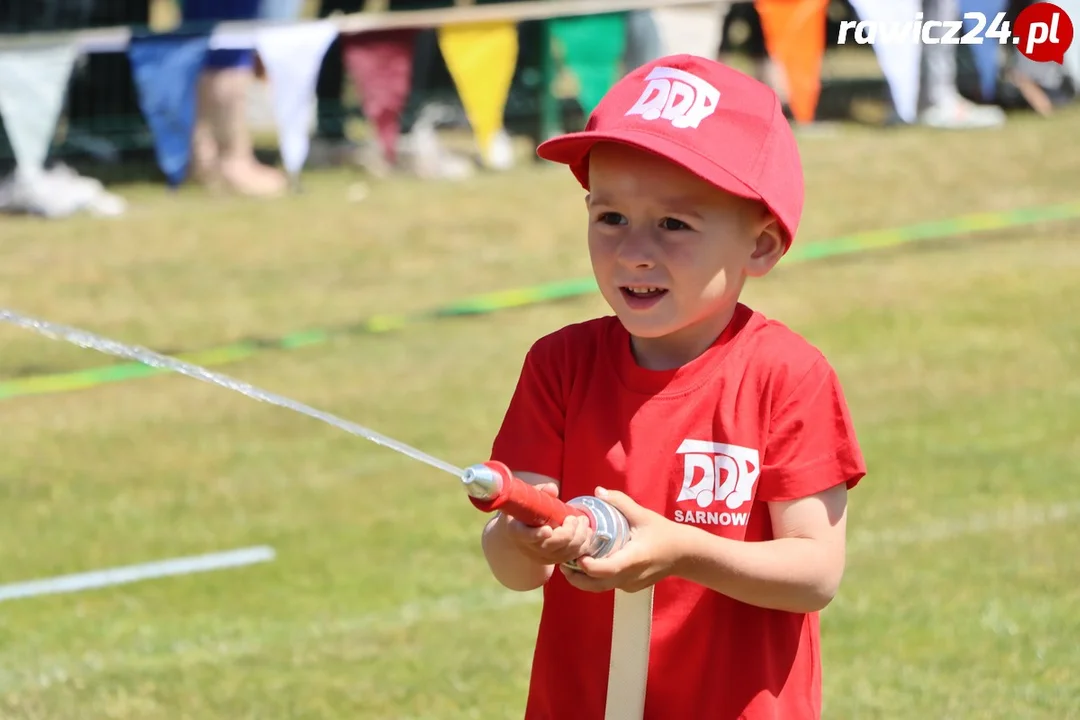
[502,482,595,566]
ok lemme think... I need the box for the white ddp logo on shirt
[676,439,760,511]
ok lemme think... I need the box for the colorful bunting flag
[651,3,727,59]
[0,42,78,177]
[846,0,922,123]
[548,13,628,115]
[437,21,518,168]
[128,34,211,187]
[255,20,338,178]
[342,29,419,166]
[755,0,828,124]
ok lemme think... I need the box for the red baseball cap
[537,54,804,250]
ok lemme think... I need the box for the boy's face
[585,142,785,367]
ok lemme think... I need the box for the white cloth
[255,20,338,177]
[0,42,79,177]
[651,2,730,59]
[847,0,924,122]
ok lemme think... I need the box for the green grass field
[1,105,1079,719]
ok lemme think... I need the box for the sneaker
[919,97,1006,129]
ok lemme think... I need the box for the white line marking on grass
[849,500,1080,551]
[0,546,275,604]
[4,500,1079,692]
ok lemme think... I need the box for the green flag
[548,12,627,115]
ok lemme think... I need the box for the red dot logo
[1014,2,1075,64]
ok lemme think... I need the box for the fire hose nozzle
[562,495,631,571]
[460,463,501,500]
[459,462,631,566]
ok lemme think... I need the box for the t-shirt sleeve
[757,355,866,503]
[489,336,567,481]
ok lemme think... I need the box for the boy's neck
[629,303,741,371]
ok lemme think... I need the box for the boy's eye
[597,212,627,225]
[660,217,691,231]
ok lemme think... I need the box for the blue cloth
[961,0,1007,100]
[128,34,210,187]
[259,0,305,20]
[181,0,261,20]
[182,0,261,69]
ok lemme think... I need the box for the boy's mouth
[620,286,667,297]
[619,286,668,308]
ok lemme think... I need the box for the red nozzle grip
[469,461,590,528]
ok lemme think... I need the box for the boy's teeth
[627,287,660,295]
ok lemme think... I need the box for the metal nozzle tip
[460,464,501,500]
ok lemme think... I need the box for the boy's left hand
[560,487,687,594]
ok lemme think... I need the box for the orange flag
[754,0,828,124]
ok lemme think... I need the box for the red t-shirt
[490,302,866,720]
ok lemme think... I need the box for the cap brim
[537,128,762,206]
[537,128,794,249]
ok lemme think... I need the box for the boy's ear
[746,217,785,278]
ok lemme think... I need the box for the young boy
[479,54,866,720]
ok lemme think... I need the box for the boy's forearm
[481,514,553,592]
[671,526,844,613]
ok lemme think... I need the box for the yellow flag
[437,21,518,167]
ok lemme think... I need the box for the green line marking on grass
[1,200,1077,403]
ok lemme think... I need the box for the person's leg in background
[919,0,957,110]
[624,10,663,70]
[314,0,363,152]
[1000,0,1078,115]
[919,0,1006,127]
[184,0,288,196]
[1001,0,1053,115]
[1054,0,1080,90]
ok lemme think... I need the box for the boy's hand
[561,487,686,594]
[503,482,595,566]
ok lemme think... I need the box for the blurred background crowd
[0,0,1077,212]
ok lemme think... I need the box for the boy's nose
[615,233,657,269]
